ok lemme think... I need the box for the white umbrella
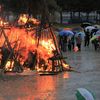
[93,24,100,29]
[76,88,95,100]
[85,26,95,33]
[81,22,92,28]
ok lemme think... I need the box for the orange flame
[5,61,14,71]
[18,14,40,25]
[40,39,56,55]
[0,18,9,26]
[0,27,57,71]
[0,25,70,72]
[18,14,28,25]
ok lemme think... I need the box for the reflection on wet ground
[0,45,100,100]
[0,72,70,100]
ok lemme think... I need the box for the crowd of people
[58,33,82,52]
[58,25,100,52]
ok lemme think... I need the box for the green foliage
[56,0,100,12]
[1,0,59,15]
[1,0,100,13]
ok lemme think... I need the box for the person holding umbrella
[90,35,100,51]
[58,30,67,52]
[84,29,91,47]
[59,30,74,52]
[64,30,74,51]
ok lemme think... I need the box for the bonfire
[0,15,71,74]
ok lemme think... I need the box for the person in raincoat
[91,36,100,51]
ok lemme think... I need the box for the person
[62,35,67,52]
[71,35,75,50]
[76,34,82,51]
[92,37,100,51]
[58,35,63,51]
[84,29,90,47]
[58,34,67,52]
[67,36,72,51]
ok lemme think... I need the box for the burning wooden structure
[0,0,71,74]
[0,18,71,74]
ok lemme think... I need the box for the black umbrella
[81,22,92,28]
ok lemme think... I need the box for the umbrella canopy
[85,26,95,33]
[90,34,100,42]
[81,22,92,28]
[59,30,67,36]
[75,32,85,38]
[76,32,85,36]
[59,30,74,36]
[64,30,74,36]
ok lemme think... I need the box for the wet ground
[0,45,100,100]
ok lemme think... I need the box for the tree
[56,0,100,23]
[1,0,58,16]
